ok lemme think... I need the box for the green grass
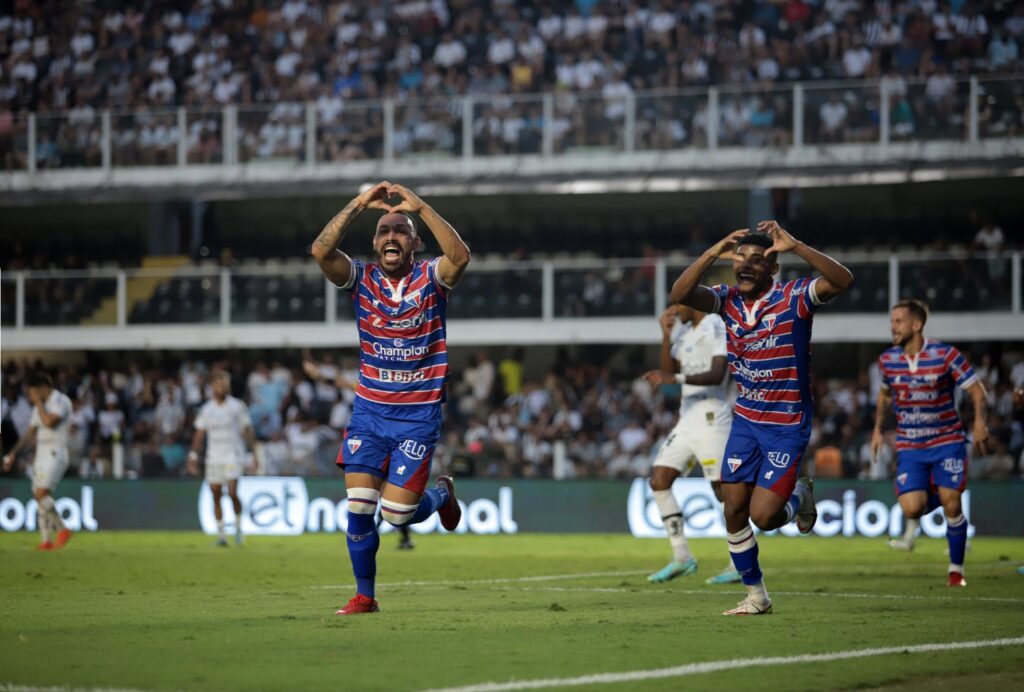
[1,532,1022,691]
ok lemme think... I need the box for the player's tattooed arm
[870,386,893,461]
[312,182,392,286]
[670,229,747,311]
[758,220,853,302]
[965,381,989,454]
[386,183,471,288]
[1,425,36,471]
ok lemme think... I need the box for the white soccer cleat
[722,595,773,616]
[888,537,914,551]
[794,477,817,534]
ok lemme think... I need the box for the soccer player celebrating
[670,221,853,615]
[871,300,989,587]
[642,304,741,585]
[187,371,257,547]
[2,372,74,551]
[311,181,469,615]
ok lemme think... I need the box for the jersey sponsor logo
[387,312,427,330]
[727,457,742,473]
[765,470,774,480]
[897,411,940,424]
[399,439,427,460]
[901,427,942,439]
[737,384,767,401]
[347,439,362,454]
[766,451,791,469]
[735,361,775,382]
[372,342,431,360]
[746,333,780,351]
[899,390,939,402]
[377,369,426,383]
[942,457,964,473]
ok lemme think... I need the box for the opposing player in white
[643,305,741,584]
[2,372,74,550]
[187,372,256,546]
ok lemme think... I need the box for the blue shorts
[720,416,809,499]
[895,442,967,496]
[336,412,440,495]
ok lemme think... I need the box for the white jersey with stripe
[30,390,72,462]
[194,396,252,464]
[670,313,732,416]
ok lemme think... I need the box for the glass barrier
[317,100,384,162]
[1,114,30,171]
[902,77,971,142]
[35,113,102,169]
[393,97,460,159]
[978,77,1024,140]
[472,95,544,156]
[900,256,1012,312]
[719,85,794,148]
[553,92,626,154]
[556,263,655,317]
[186,108,223,164]
[803,83,879,145]
[127,270,220,324]
[780,262,890,313]
[112,109,179,167]
[636,91,707,151]
[24,274,118,326]
[238,105,305,165]
[447,266,543,319]
[1,275,16,325]
[232,270,324,322]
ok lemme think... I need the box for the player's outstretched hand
[186,451,199,476]
[356,181,394,211]
[973,421,990,455]
[757,220,799,258]
[384,183,426,215]
[707,229,748,260]
[643,370,676,387]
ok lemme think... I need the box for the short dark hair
[736,232,773,251]
[25,371,53,389]
[893,299,929,326]
[376,212,417,233]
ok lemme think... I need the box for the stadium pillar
[220,269,231,325]
[654,259,666,316]
[26,114,36,175]
[542,93,554,157]
[101,110,112,172]
[623,92,636,153]
[305,101,316,166]
[880,80,890,147]
[1012,251,1021,314]
[968,77,980,143]
[325,277,336,324]
[176,107,187,166]
[542,262,554,321]
[707,88,719,150]
[793,84,804,149]
[116,271,126,328]
[462,96,473,161]
[888,254,899,306]
[15,272,25,328]
[383,99,395,163]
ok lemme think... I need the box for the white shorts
[652,401,732,481]
[205,455,243,485]
[31,448,70,492]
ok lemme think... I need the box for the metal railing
[2,252,1020,329]
[3,76,1022,174]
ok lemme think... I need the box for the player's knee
[648,473,672,492]
[346,487,381,515]
[748,507,775,531]
[33,488,48,501]
[380,498,419,527]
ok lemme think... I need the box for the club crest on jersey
[897,472,908,485]
[347,439,362,454]
[763,313,777,330]
[727,457,742,473]
[405,290,422,307]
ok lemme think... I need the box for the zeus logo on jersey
[399,440,427,460]
[378,369,426,383]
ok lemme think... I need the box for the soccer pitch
[1,533,1022,692]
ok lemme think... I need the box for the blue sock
[946,514,968,567]
[728,527,763,586]
[926,492,942,514]
[346,512,380,598]
[409,486,448,525]
[783,493,801,524]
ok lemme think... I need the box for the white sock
[746,581,769,602]
[39,510,52,544]
[39,495,65,532]
[653,489,693,563]
[216,519,226,539]
[902,517,919,542]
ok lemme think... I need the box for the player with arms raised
[670,221,853,615]
[642,304,740,585]
[871,300,988,587]
[2,372,74,551]
[311,181,470,615]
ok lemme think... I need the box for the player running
[642,304,741,585]
[311,181,470,615]
[2,372,73,551]
[871,299,989,587]
[670,221,853,615]
[187,371,257,547]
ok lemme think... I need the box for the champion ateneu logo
[347,439,362,454]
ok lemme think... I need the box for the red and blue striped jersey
[878,340,978,451]
[710,277,825,428]
[341,257,451,422]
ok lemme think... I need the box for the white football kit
[652,314,733,481]
[195,396,252,485]
[30,390,73,491]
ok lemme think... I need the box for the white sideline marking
[420,636,1024,692]
[308,570,648,590]
[0,686,154,692]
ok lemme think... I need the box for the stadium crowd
[2,348,1022,482]
[2,0,1024,167]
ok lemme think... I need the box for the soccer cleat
[37,541,55,551]
[235,533,244,546]
[794,477,817,534]
[54,529,73,549]
[1017,566,1024,576]
[948,571,967,588]
[705,568,743,585]
[215,537,229,547]
[648,558,698,583]
[336,594,380,615]
[397,538,415,550]
[888,537,915,551]
[435,476,462,531]
[722,595,773,616]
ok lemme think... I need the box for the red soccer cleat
[335,594,380,615]
[948,571,967,588]
[54,529,73,549]
[435,476,462,531]
[37,541,54,551]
